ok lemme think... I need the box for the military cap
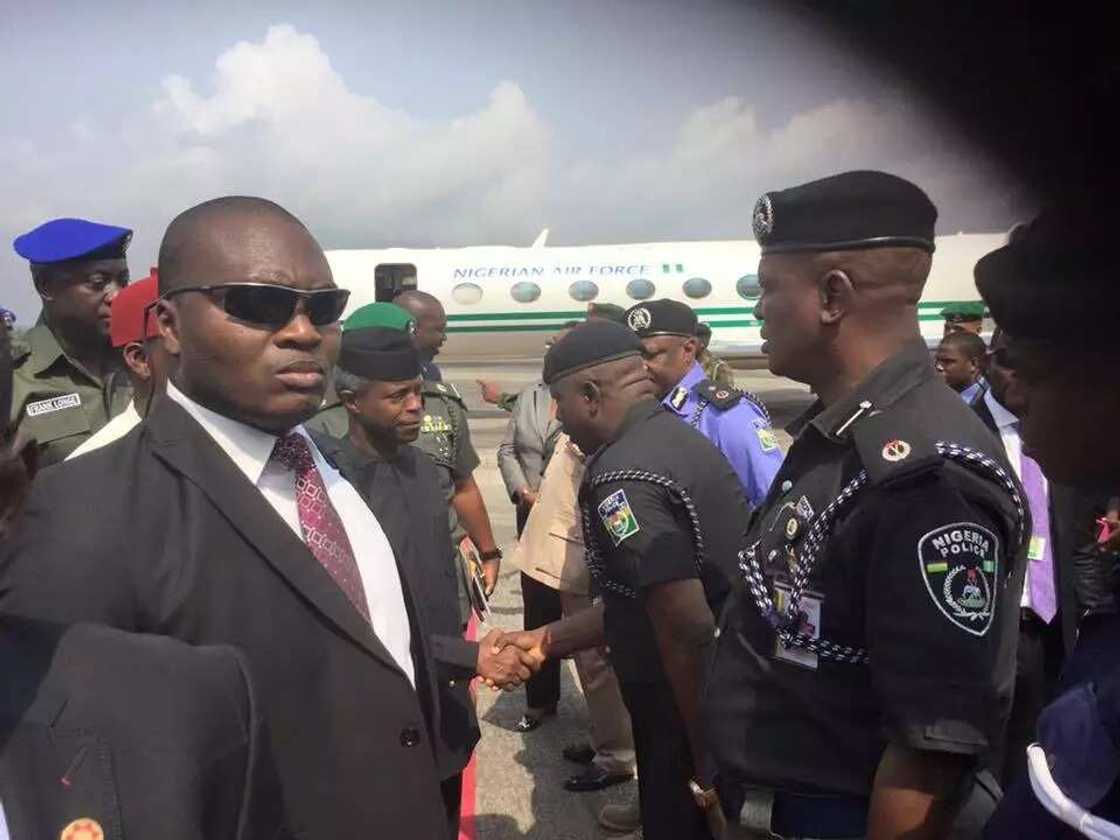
[342,302,415,334]
[109,274,160,348]
[338,303,420,380]
[13,218,132,264]
[586,302,626,324]
[543,319,643,384]
[624,298,697,338]
[940,302,986,322]
[975,208,1114,348]
[752,170,937,255]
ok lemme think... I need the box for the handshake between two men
[474,603,604,690]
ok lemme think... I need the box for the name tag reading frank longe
[25,393,81,417]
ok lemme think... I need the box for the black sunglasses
[160,283,350,327]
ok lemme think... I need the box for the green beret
[543,320,643,384]
[940,302,986,321]
[343,302,415,334]
[339,302,419,381]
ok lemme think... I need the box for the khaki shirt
[511,433,590,595]
[10,322,133,466]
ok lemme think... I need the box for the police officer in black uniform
[699,171,1028,839]
[494,318,750,840]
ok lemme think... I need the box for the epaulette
[849,409,941,487]
[693,379,772,422]
[693,379,742,411]
[423,380,465,405]
[10,333,31,367]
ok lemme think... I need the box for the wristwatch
[689,779,720,812]
[479,548,503,562]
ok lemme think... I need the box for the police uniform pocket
[22,393,91,444]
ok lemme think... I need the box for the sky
[0,0,1029,322]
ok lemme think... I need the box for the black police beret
[338,327,421,381]
[624,298,697,338]
[975,209,1113,349]
[543,320,643,384]
[752,170,937,255]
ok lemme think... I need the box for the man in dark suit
[0,317,285,840]
[312,302,538,836]
[0,197,449,838]
[972,326,1115,784]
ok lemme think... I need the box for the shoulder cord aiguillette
[739,441,1027,665]
[582,469,705,600]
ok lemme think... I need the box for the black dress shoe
[563,765,633,792]
[562,742,596,765]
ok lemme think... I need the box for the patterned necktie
[1016,427,1057,623]
[271,433,370,623]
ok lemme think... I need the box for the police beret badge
[752,193,774,243]
[918,522,1000,636]
[626,306,652,332]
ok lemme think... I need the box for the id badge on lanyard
[773,582,823,670]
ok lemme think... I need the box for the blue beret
[13,218,132,265]
[752,170,937,255]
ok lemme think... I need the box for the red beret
[110,273,160,348]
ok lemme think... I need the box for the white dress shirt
[66,400,142,460]
[0,798,9,840]
[983,389,1048,610]
[166,381,415,685]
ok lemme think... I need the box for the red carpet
[458,616,479,840]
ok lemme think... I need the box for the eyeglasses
[160,283,350,327]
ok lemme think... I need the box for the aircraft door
[374,263,418,301]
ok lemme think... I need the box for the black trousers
[440,773,462,839]
[999,611,1064,785]
[619,680,711,840]
[520,571,562,710]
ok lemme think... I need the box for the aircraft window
[510,281,541,303]
[568,280,599,302]
[736,274,761,300]
[451,282,483,305]
[626,278,655,300]
[683,277,712,299]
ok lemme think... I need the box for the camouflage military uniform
[10,322,133,466]
[699,348,736,389]
[413,380,482,626]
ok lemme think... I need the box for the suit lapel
[0,724,122,840]
[145,400,405,677]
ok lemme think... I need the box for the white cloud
[553,95,1025,243]
[0,24,1024,322]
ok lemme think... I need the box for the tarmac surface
[443,361,812,839]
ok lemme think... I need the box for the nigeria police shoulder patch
[917,521,1000,636]
[598,489,641,546]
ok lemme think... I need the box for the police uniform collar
[24,322,70,376]
[807,340,935,440]
[664,362,705,414]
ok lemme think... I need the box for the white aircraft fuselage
[325,234,1004,361]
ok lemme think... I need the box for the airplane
[325,230,1007,361]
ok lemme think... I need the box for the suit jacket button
[448,679,457,687]
[400,726,422,748]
